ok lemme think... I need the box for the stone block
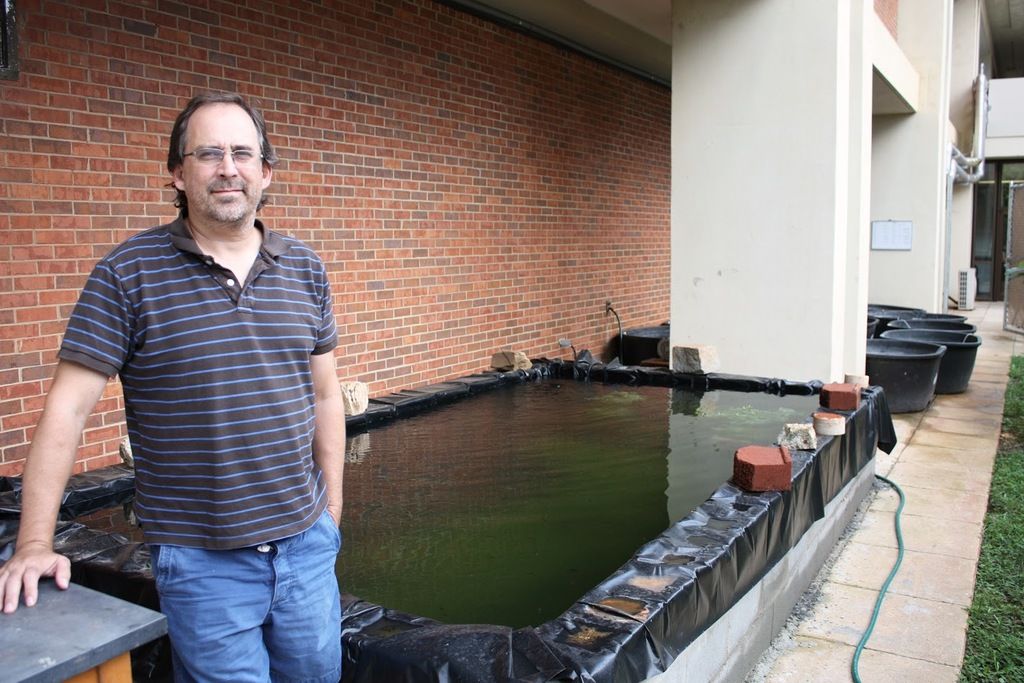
[491,350,532,371]
[844,373,870,390]
[118,437,133,466]
[820,382,860,410]
[733,445,792,492]
[672,344,721,374]
[340,380,369,416]
[777,422,817,451]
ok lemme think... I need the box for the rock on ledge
[340,380,369,416]
[672,344,721,374]
[491,350,532,371]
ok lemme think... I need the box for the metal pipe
[971,68,988,163]
[943,151,957,308]
[606,303,623,363]
[951,66,988,184]
[944,66,989,308]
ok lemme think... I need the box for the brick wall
[0,0,671,475]
[875,0,898,40]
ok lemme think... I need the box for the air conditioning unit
[958,268,977,310]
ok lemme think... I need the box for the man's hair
[167,92,279,215]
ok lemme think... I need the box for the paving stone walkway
[756,301,1019,682]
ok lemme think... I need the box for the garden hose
[851,474,906,682]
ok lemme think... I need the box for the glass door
[972,161,1024,301]
[972,164,997,299]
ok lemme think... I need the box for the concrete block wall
[0,0,671,474]
[646,458,875,682]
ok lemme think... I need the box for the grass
[960,356,1024,682]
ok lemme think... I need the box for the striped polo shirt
[59,217,338,549]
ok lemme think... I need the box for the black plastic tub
[868,304,926,317]
[865,339,946,412]
[888,319,977,334]
[867,304,926,337]
[880,330,981,394]
[866,316,879,339]
[917,313,968,323]
[621,325,669,365]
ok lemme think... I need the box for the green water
[338,381,816,627]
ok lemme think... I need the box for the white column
[670,0,870,382]
[949,0,983,305]
[869,0,954,312]
[845,0,874,374]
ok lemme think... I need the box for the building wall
[869,0,954,312]
[986,77,1024,157]
[0,0,671,475]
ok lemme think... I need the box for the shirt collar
[167,216,288,260]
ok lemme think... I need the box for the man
[0,93,346,683]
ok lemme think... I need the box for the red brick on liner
[733,445,793,492]
[820,383,861,411]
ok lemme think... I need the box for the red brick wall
[875,0,898,40]
[0,0,671,475]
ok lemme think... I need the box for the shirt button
[227,278,236,286]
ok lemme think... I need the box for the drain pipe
[944,154,958,308]
[605,301,623,363]
[557,338,578,365]
[944,66,989,308]
[951,65,989,184]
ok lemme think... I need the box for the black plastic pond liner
[342,610,576,682]
[0,463,134,520]
[532,387,889,682]
[401,382,474,402]
[0,362,894,683]
[548,358,824,397]
[337,379,893,683]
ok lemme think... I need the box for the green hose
[851,474,906,682]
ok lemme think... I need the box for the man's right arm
[0,360,110,613]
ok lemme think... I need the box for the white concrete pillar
[844,0,874,374]
[869,0,954,312]
[948,0,983,306]
[670,0,871,382]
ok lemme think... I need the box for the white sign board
[870,220,913,251]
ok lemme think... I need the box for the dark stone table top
[0,580,167,682]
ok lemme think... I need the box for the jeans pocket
[321,509,343,551]
[150,544,173,588]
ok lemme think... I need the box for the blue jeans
[151,510,343,683]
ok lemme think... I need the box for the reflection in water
[339,381,815,628]
[666,389,813,523]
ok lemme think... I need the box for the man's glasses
[183,147,263,165]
